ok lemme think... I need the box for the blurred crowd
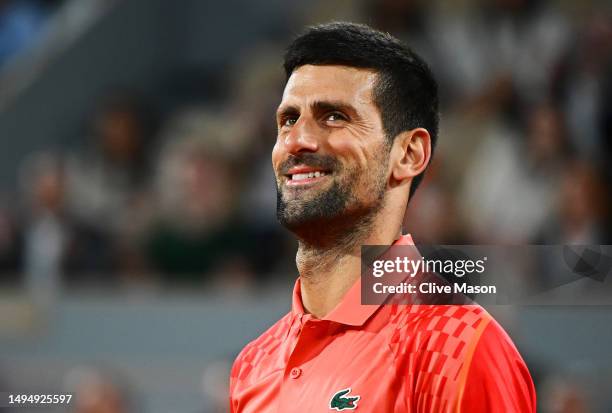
[0,88,294,292]
[0,0,610,294]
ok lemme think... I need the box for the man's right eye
[282,117,297,127]
[283,118,297,126]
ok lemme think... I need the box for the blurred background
[0,0,611,411]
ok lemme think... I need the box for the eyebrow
[276,104,299,121]
[276,99,357,121]
[310,100,355,115]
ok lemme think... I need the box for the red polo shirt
[230,235,536,412]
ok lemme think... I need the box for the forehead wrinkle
[285,65,377,98]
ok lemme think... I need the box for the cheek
[327,137,369,168]
[271,141,283,170]
[329,133,388,180]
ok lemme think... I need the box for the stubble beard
[276,152,389,251]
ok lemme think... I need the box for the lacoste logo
[329,388,360,411]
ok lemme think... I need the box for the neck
[296,206,403,318]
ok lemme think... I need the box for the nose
[282,117,319,154]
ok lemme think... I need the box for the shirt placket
[277,314,328,412]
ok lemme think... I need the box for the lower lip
[286,175,329,187]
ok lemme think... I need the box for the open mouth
[284,166,331,187]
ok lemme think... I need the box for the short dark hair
[283,22,439,199]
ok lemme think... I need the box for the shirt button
[289,368,302,379]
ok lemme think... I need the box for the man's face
[272,65,390,234]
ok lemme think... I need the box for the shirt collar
[291,234,414,326]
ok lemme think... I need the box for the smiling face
[272,65,391,238]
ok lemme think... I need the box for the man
[230,22,536,412]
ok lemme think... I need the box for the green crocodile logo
[329,388,360,411]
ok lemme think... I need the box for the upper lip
[285,165,329,177]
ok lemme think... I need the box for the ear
[389,128,431,184]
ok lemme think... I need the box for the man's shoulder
[389,304,535,411]
[389,304,495,344]
[386,304,516,365]
[231,311,294,381]
[395,304,521,363]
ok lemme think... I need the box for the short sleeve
[458,320,536,412]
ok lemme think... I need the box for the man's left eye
[326,112,346,122]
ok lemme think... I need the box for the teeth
[292,173,309,181]
[291,171,326,181]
